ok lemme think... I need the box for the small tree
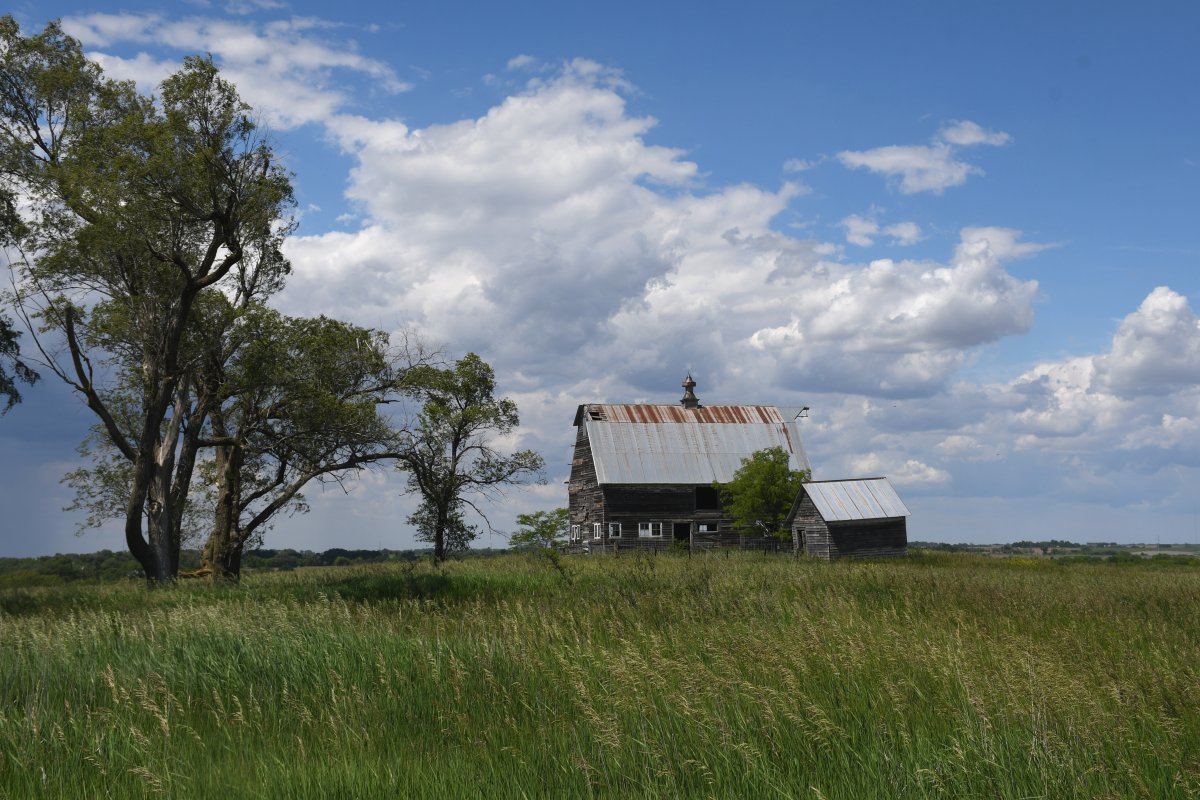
[398,353,545,563]
[509,508,571,550]
[716,447,809,538]
[408,498,477,556]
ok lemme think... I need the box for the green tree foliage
[0,313,36,413]
[408,498,478,556]
[1,18,293,581]
[196,310,422,580]
[509,508,571,550]
[398,353,545,563]
[716,446,809,538]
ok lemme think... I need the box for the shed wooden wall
[823,519,908,559]
[790,493,831,557]
[790,493,907,560]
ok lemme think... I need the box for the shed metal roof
[804,478,909,522]
[582,405,810,485]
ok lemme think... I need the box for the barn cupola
[680,373,700,409]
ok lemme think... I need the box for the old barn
[567,376,811,552]
[786,478,910,560]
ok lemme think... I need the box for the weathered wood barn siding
[788,479,909,560]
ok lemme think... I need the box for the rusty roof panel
[585,416,810,484]
[804,478,909,522]
[575,404,786,426]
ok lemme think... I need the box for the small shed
[786,478,909,560]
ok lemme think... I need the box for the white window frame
[638,522,663,538]
[570,525,581,542]
[592,523,602,539]
[608,523,622,539]
[697,522,718,534]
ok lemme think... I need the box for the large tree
[197,310,423,581]
[398,353,544,563]
[62,302,429,581]
[1,18,293,582]
[716,447,809,538]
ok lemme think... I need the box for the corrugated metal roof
[585,413,810,485]
[804,478,909,521]
[574,404,789,426]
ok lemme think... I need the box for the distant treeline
[5,543,1196,589]
[0,547,513,587]
[913,540,1125,554]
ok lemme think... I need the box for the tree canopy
[716,447,809,538]
[509,508,571,550]
[0,313,36,413]
[0,18,422,582]
[0,19,295,581]
[398,353,545,563]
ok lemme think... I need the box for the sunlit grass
[2,552,1198,798]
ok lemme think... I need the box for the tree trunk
[434,503,448,564]
[203,413,244,582]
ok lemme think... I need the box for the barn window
[697,522,717,533]
[570,525,581,541]
[638,522,663,538]
[592,523,602,539]
[695,486,720,510]
[608,523,622,538]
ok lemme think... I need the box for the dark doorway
[673,522,690,541]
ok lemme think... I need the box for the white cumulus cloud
[63,12,411,129]
[837,119,1011,194]
[840,214,922,247]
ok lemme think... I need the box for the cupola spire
[680,373,700,409]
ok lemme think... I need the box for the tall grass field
[2,551,1198,798]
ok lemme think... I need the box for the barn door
[673,522,691,542]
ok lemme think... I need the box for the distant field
[2,552,1198,798]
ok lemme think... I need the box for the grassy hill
[2,551,1198,798]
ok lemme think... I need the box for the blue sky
[3,1,1200,555]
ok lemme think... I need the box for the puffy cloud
[847,453,951,485]
[506,54,540,71]
[1097,287,1200,395]
[841,214,878,247]
[935,435,999,461]
[280,67,1042,416]
[63,12,410,129]
[889,287,1200,504]
[745,228,1040,396]
[837,119,1011,194]
[884,221,922,246]
[837,143,976,194]
[841,214,922,247]
[937,120,1011,147]
[59,12,162,47]
[84,51,178,91]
